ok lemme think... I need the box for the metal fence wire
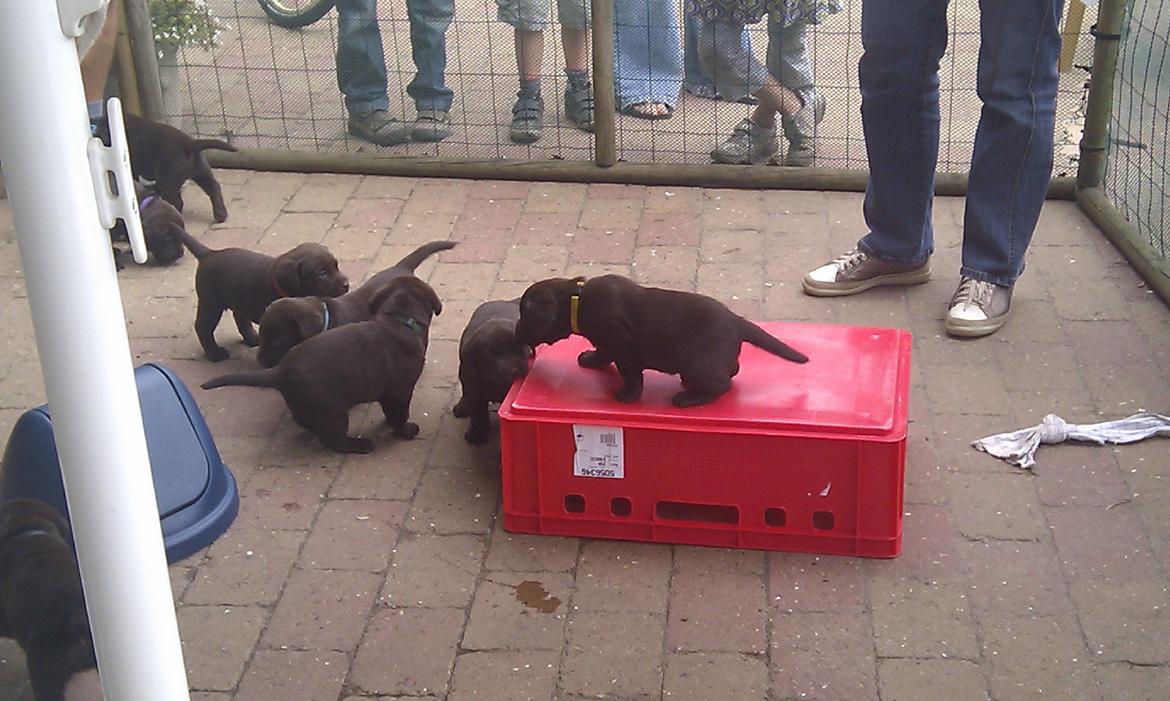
[1104,0,1168,263]
[162,0,1096,172]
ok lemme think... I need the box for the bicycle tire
[257,0,335,28]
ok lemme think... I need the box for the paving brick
[878,658,989,701]
[922,362,1013,416]
[321,225,387,261]
[352,175,417,199]
[445,226,512,262]
[403,181,471,215]
[663,652,767,701]
[945,471,1047,540]
[667,568,766,653]
[405,463,498,534]
[961,539,1072,617]
[770,611,878,701]
[514,212,583,246]
[1070,579,1170,664]
[702,194,767,230]
[448,650,559,701]
[632,245,698,286]
[383,533,486,608]
[390,210,459,244]
[350,608,464,696]
[643,186,700,213]
[561,612,664,698]
[299,499,407,571]
[484,523,579,572]
[695,262,764,310]
[833,286,914,329]
[286,175,361,212]
[674,545,764,576]
[769,553,869,612]
[573,540,671,613]
[259,212,337,254]
[524,183,587,213]
[462,572,570,650]
[428,262,502,301]
[1094,662,1170,700]
[498,243,568,281]
[176,605,266,691]
[700,228,763,264]
[1032,445,1130,508]
[236,465,333,530]
[454,197,523,235]
[871,577,980,659]
[262,568,381,650]
[637,211,701,246]
[333,197,403,230]
[1065,320,1156,368]
[0,639,25,688]
[1047,507,1162,581]
[564,261,631,279]
[184,528,305,606]
[189,693,232,701]
[580,198,643,230]
[234,649,348,701]
[469,180,533,200]
[992,341,1086,392]
[981,615,1100,700]
[570,227,636,264]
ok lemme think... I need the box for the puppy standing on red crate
[0,499,102,701]
[515,274,808,407]
[201,276,442,454]
[175,228,349,362]
[453,298,531,444]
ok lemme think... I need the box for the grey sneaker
[564,81,595,133]
[781,92,827,167]
[712,118,779,165]
[802,247,932,297]
[509,92,544,144]
[347,109,411,146]
[411,109,452,142]
[945,276,1013,338]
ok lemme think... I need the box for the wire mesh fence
[1103,0,1168,264]
[157,0,1096,173]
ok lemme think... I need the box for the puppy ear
[295,301,326,338]
[421,282,443,317]
[368,283,395,315]
[272,256,301,297]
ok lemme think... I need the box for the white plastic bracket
[88,97,147,264]
[57,0,108,38]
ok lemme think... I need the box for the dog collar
[394,314,424,333]
[570,279,586,334]
[321,299,331,332]
[139,194,157,209]
[0,528,54,547]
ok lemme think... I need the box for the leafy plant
[149,0,227,54]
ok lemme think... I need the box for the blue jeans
[613,0,683,108]
[857,0,1064,286]
[336,0,454,114]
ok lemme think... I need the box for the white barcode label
[573,425,625,479]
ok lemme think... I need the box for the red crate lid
[502,322,911,438]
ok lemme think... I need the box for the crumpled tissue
[972,412,1170,469]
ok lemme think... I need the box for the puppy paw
[614,387,642,403]
[241,337,259,348]
[452,400,470,418]
[213,209,228,224]
[464,427,491,445]
[671,390,716,408]
[394,422,420,439]
[205,347,230,362]
[330,436,375,454]
[577,350,611,369]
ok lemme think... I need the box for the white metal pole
[0,2,191,700]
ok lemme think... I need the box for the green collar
[394,314,425,333]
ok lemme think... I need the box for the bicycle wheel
[257,0,335,29]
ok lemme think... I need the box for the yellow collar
[569,279,585,334]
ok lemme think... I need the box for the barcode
[600,433,617,447]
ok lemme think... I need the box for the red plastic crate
[498,322,912,558]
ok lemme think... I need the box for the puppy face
[515,277,580,348]
[369,277,443,326]
[472,321,530,387]
[257,297,327,368]
[140,197,186,265]
[273,243,349,298]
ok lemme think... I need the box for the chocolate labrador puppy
[111,182,187,267]
[0,499,99,701]
[96,112,237,222]
[453,299,530,444]
[256,240,456,368]
[515,274,809,407]
[201,276,442,454]
[176,228,349,361]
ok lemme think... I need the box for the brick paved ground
[1,173,1169,700]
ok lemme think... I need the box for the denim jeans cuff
[959,266,1017,288]
[345,98,390,116]
[414,101,453,113]
[857,239,931,267]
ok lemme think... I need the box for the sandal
[620,101,674,120]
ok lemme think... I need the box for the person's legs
[768,21,825,166]
[511,28,547,143]
[944,0,1064,337]
[336,0,390,115]
[613,0,683,117]
[557,0,594,132]
[962,0,1064,286]
[406,0,455,139]
[80,0,119,113]
[802,0,947,296]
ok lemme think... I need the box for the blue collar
[321,299,331,332]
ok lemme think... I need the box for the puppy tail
[737,318,809,364]
[175,227,212,260]
[191,139,239,153]
[202,368,279,390]
[394,240,457,271]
